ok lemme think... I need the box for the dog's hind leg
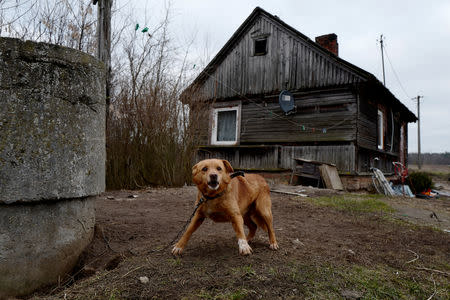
[244,214,257,242]
[255,194,279,250]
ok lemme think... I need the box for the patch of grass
[195,288,250,300]
[305,194,395,214]
[228,289,249,300]
[426,171,450,181]
[410,169,450,180]
[231,264,256,277]
[167,257,182,266]
[269,262,448,299]
[380,214,445,233]
[108,288,121,300]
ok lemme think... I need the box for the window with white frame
[377,109,384,150]
[211,106,240,145]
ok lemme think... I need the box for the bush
[408,172,433,194]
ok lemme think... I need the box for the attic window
[254,38,267,56]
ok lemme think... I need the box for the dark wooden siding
[197,146,279,170]
[197,15,364,100]
[279,145,355,172]
[194,117,209,146]
[197,144,355,173]
[190,104,210,146]
[357,97,401,154]
[357,97,378,149]
[356,97,401,173]
[240,89,357,143]
[357,148,397,173]
[384,111,401,154]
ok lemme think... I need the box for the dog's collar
[201,190,226,202]
[230,171,245,179]
[199,171,245,204]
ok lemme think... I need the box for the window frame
[211,105,241,146]
[377,109,384,150]
[253,38,268,56]
[251,33,270,56]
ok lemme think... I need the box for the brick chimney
[315,33,338,56]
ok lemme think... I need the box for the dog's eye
[217,167,222,171]
[202,167,208,172]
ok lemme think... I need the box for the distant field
[409,164,450,174]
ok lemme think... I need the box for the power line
[383,42,411,100]
[201,69,353,134]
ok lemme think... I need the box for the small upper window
[254,38,267,56]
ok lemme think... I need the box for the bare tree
[1,0,206,188]
[106,4,208,188]
[0,0,97,55]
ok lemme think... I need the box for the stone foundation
[340,174,395,191]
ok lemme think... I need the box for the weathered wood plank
[196,144,356,173]
[238,89,357,143]
[280,145,356,172]
[319,164,344,190]
[196,14,364,100]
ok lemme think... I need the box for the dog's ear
[192,163,199,176]
[192,162,202,185]
[222,160,234,173]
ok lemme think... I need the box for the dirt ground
[32,183,449,299]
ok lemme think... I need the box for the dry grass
[409,164,450,175]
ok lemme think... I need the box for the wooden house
[183,7,417,181]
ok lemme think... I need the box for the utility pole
[93,0,112,125]
[412,95,423,169]
[379,34,386,85]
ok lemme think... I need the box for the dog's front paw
[171,245,184,256]
[238,239,253,255]
[269,242,279,250]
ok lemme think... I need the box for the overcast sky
[128,0,450,152]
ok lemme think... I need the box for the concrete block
[0,197,95,298]
[0,37,106,204]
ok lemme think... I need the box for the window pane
[378,110,384,149]
[254,39,267,56]
[217,110,236,141]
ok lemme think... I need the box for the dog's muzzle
[207,174,219,190]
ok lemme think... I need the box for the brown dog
[172,159,278,255]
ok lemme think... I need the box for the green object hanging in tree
[142,27,149,33]
[135,24,139,31]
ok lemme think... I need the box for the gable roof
[184,7,416,122]
[192,7,372,87]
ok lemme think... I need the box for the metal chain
[148,198,206,254]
